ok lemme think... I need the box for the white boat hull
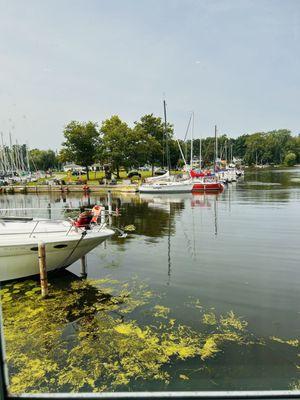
[0,233,113,281]
[139,182,193,193]
[0,220,114,281]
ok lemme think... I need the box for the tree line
[29,115,300,176]
[59,115,179,179]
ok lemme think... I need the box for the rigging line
[183,113,193,142]
[163,99,170,171]
[60,229,87,267]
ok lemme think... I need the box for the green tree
[284,152,297,166]
[60,121,100,180]
[244,133,266,165]
[265,130,293,164]
[293,136,300,162]
[129,125,161,170]
[134,114,174,175]
[99,116,131,178]
[233,135,249,160]
[168,138,182,168]
[29,149,58,171]
[243,130,294,166]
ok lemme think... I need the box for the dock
[0,183,139,194]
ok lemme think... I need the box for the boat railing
[0,205,114,238]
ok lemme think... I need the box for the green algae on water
[0,278,297,394]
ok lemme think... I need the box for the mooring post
[80,256,87,279]
[38,242,48,298]
[108,190,112,215]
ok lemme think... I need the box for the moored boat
[0,216,114,281]
[139,179,194,193]
[189,170,224,192]
[191,180,224,192]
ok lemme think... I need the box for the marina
[0,168,299,393]
[1,1,300,396]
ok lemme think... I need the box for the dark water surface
[1,168,300,393]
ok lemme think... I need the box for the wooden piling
[80,256,87,278]
[38,242,48,298]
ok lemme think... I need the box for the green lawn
[56,170,153,185]
[26,170,183,186]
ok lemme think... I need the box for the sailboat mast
[199,135,202,169]
[163,100,170,172]
[26,143,30,172]
[9,132,14,172]
[214,125,218,171]
[1,132,8,172]
[190,112,194,170]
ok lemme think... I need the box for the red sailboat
[190,169,224,192]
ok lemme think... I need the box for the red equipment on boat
[74,210,93,228]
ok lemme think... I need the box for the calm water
[1,168,300,393]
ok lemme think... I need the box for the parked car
[154,169,168,176]
[127,170,141,178]
[139,166,150,171]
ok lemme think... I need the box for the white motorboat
[0,217,114,281]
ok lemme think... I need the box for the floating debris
[123,225,136,232]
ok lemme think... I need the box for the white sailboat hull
[139,181,194,193]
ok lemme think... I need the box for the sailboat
[189,125,224,192]
[139,101,194,194]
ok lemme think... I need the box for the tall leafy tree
[233,135,249,160]
[128,125,161,170]
[243,130,294,165]
[99,116,162,177]
[29,149,58,171]
[99,116,131,178]
[134,114,174,175]
[60,121,100,180]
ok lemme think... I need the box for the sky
[0,0,299,150]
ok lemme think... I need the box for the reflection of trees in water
[113,199,184,238]
[238,169,300,203]
[245,169,300,188]
[238,187,294,203]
